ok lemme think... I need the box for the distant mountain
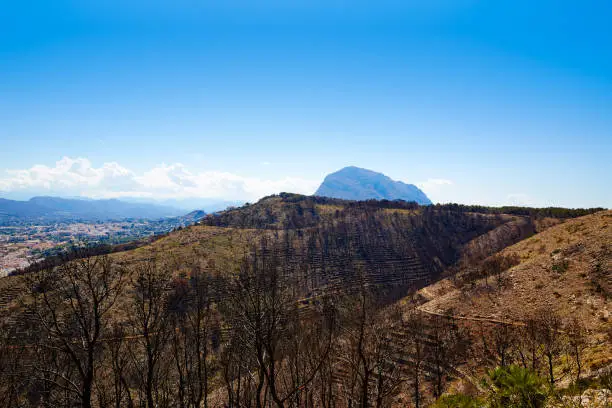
[0,196,185,224]
[121,197,244,213]
[178,210,207,225]
[314,166,432,205]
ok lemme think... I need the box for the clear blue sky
[1,1,610,207]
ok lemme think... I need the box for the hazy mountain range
[120,197,244,213]
[0,196,185,223]
[315,166,432,205]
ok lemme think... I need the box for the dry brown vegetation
[0,195,608,407]
[414,210,611,387]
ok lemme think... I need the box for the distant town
[0,217,199,276]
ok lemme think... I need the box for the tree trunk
[414,363,420,408]
[547,353,555,386]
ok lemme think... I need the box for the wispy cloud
[0,157,319,201]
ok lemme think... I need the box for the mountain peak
[315,166,431,204]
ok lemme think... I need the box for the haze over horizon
[2,2,611,208]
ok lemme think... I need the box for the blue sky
[1,1,610,207]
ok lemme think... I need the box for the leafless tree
[336,290,404,408]
[489,320,518,368]
[220,325,259,408]
[402,310,427,408]
[565,317,587,382]
[105,323,135,408]
[426,315,472,399]
[127,258,173,408]
[0,316,34,407]
[536,308,564,386]
[519,316,542,372]
[223,240,335,408]
[24,255,126,408]
[167,259,217,408]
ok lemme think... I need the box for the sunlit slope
[415,210,611,370]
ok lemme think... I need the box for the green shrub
[552,259,569,273]
[485,365,548,408]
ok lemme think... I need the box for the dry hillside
[0,195,607,407]
[415,210,611,376]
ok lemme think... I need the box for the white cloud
[0,157,319,201]
[0,157,136,193]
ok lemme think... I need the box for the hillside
[315,166,432,204]
[1,194,535,309]
[0,195,606,407]
[6,194,596,297]
[197,194,541,297]
[413,210,611,378]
